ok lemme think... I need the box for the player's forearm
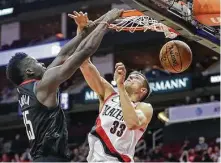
[47,31,88,69]
[80,60,105,96]
[61,12,107,57]
[58,30,87,57]
[59,23,108,81]
[75,23,108,55]
[118,86,140,129]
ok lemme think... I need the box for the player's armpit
[133,103,153,130]
[35,48,95,108]
[80,59,115,102]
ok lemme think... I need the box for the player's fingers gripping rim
[79,11,84,16]
[73,11,80,17]
[115,62,124,68]
[67,14,77,19]
[84,13,89,20]
[116,64,126,72]
[116,65,126,72]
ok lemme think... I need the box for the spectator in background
[150,146,163,161]
[210,146,220,162]
[11,134,22,155]
[72,148,80,162]
[185,96,191,105]
[181,140,191,152]
[20,148,32,162]
[11,153,20,162]
[2,139,11,154]
[210,95,216,102]
[166,153,177,162]
[202,152,213,162]
[134,156,140,162]
[214,146,220,157]
[188,148,196,162]
[0,137,4,153]
[195,137,208,152]
[196,97,202,104]
[1,153,10,162]
[216,137,220,144]
[179,150,189,163]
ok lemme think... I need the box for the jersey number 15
[22,110,35,140]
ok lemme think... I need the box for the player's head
[124,71,151,102]
[6,52,46,86]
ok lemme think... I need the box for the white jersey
[87,92,145,162]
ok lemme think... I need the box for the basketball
[159,40,192,73]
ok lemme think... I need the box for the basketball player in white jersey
[80,59,153,162]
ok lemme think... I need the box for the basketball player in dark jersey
[6,9,122,162]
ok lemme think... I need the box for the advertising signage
[0,41,62,66]
[169,101,220,123]
[83,75,192,103]
[84,89,99,102]
[210,74,220,84]
[0,8,14,16]
[149,76,192,94]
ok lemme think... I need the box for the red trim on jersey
[139,128,145,132]
[100,92,117,112]
[104,92,117,104]
[95,117,131,162]
[20,79,38,86]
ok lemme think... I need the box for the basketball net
[108,10,178,39]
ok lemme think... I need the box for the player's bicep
[81,61,115,100]
[47,55,68,69]
[37,66,64,91]
[135,103,153,129]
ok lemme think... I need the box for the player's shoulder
[137,102,152,109]
[136,102,153,114]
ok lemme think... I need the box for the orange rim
[120,10,145,17]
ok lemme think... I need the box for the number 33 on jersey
[88,93,145,162]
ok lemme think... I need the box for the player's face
[124,73,146,94]
[25,57,46,79]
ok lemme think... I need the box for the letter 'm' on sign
[85,91,98,101]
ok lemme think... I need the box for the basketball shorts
[33,155,69,162]
[87,133,121,162]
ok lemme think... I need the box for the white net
[109,15,178,39]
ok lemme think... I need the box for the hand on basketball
[68,11,89,30]
[114,62,126,87]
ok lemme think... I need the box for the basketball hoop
[108,10,178,39]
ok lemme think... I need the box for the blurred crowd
[0,133,220,162]
[0,86,17,104]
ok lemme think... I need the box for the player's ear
[26,68,35,76]
[141,87,147,94]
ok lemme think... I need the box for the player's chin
[39,71,45,78]
[124,82,132,89]
[124,81,130,86]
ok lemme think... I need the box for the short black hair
[129,71,151,101]
[6,52,28,85]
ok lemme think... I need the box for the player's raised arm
[36,9,122,108]
[80,59,115,102]
[114,62,153,130]
[47,11,108,69]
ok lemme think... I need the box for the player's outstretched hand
[114,62,126,87]
[104,8,123,24]
[68,11,89,30]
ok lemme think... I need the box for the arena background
[0,0,220,162]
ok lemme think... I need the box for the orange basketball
[159,40,192,73]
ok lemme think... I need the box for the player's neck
[127,93,139,103]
